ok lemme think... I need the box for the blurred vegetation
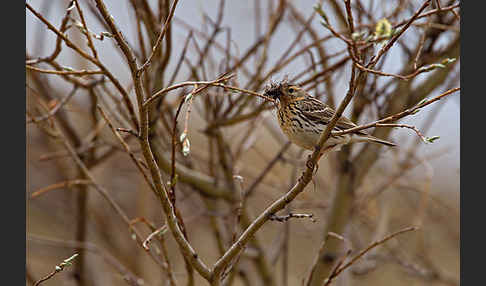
[26,0,459,285]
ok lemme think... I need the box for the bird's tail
[357,135,396,147]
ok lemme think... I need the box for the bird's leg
[315,145,333,173]
[318,144,338,159]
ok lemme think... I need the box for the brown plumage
[264,80,395,152]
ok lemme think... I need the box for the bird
[263,79,395,156]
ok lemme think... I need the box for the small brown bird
[264,80,395,154]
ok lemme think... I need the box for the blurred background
[27,0,459,285]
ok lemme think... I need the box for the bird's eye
[288,87,295,93]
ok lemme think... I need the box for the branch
[27,2,140,129]
[375,123,431,144]
[27,86,78,124]
[137,0,180,75]
[97,105,153,188]
[393,3,460,29]
[354,59,456,81]
[30,179,92,198]
[211,68,362,283]
[331,87,459,137]
[26,65,104,76]
[89,5,209,277]
[269,212,316,223]
[323,226,418,285]
[142,225,168,251]
[34,253,79,286]
[28,235,142,286]
[366,0,432,69]
[143,74,274,108]
[211,27,382,281]
[73,0,99,59]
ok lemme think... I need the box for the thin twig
[243,142,291,197]
[323,226,418,285]
[27,86,78,124]
[28,235,142,286]
[142,225,168,250]
[27,2,140,129]
[269,212,316,223]
[393,3,460,29]
[73,0,98,59]
[34,253,79,286]
[26,65,104,76]
[353,61,447,81]
[30,179,92,198]
[375,123,429,143]
[137,0,180,75]
[332,87,459,136]
[116,128,140,139]
[144,74,274,108]
[97,106,153,189]
[366,0,432,70]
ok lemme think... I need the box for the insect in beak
[264,82,283,100]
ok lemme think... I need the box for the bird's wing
[300,97,367,134]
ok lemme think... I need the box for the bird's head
[263,79,305,104]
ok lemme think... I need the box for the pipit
[264,80,395,157]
